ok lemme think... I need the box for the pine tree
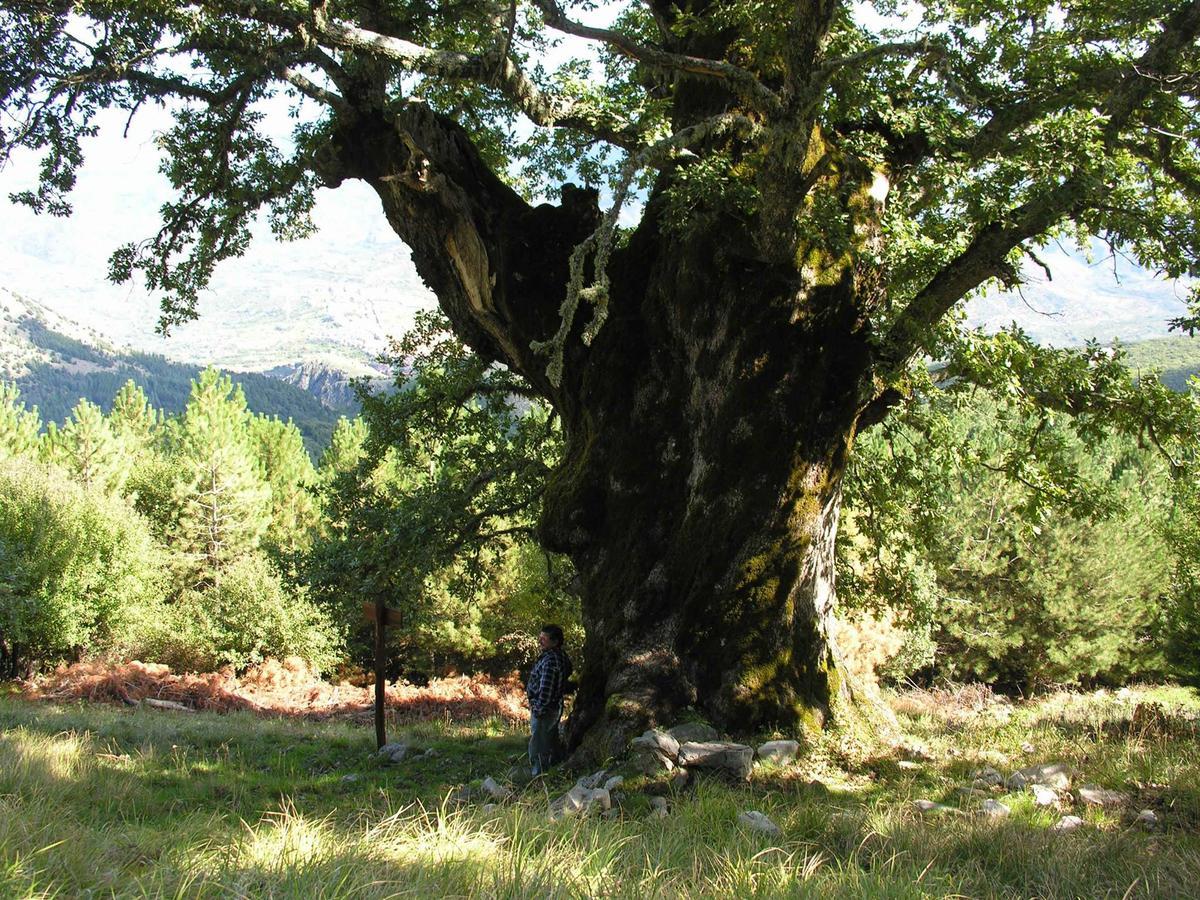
[252,415,318,557]
[317,416,368,483]
[109,380,159,451]
[43,399,129,494]
[0,383,41,464]
[169,368,270,589]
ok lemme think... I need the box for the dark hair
[540,624,564,646]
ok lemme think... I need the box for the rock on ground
[1031,784,1060,807]
[1052,815,1084,832]
[756,740,800,765]
[913,800,958,815]
[668,722,719,743]
[377,742,409,764]
[970,767,1004,788]
[677,741,754,781]
[1077,785,1129,808]
[481,776,514,802]
[142,698,194,713]
[1008,762,1072,791]
[738,811,782,837]
[550,785,611,821]
[632,729,681,759]
[980,799,1011,818]
[631,730,679,774]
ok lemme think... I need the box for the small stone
[970,767,1004,788]
[576,770,608,791]
[1009,762,1071,791]
[912,799,957,815]
[897,760,922,771]
[631,731,678,775]
[632,747,675,775]
[603,775,624,792]
[340,774,361,786]
[1052,815,1084,832]
[957,787,991,799]
[677,741,754,781]
[481,776,514,802]
[1078,785,1128,808]
[738,810,782,837]
[141,698,194,713]
[1136,809,1159,829]
[549,784,610,820]
[482,803,498,813]
[668,722,719,744]
[980,799,1011,818]
[756,740,800,765]
[1020,741,1036,754]
[631,729,681,760]
[377,742,409,764]
[649,796,669,812]
[423,748,438,758]
[670,769,690,791]
[1031,784,1060,807]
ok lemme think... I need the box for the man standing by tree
[527,625,572,776]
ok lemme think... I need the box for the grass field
[0,683,1197,898]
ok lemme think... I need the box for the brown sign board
[362,601,402,628]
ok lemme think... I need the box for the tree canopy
[4,0,1199,355]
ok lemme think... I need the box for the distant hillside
[1121,334,1200,391]
[1,291,356,456]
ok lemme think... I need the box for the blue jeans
[528,702,562,776]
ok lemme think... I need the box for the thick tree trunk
[317,104,880,754]
[540,201,876,756]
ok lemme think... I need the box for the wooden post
[363,601,402,750]
[374,597,386,749]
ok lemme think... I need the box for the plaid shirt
[526,648,569,717]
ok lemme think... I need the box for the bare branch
[309,17,643,148]
[811,39,936,87]
[280,66,346,111]
[530,0,783,115]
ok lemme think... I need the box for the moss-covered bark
[537,195,877,755]
[318,103,879,755]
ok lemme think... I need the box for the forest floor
[0,676,1197,898]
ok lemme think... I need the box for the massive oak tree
[5,0,1200,753]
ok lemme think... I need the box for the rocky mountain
[265,360,390,410]
[0,288,357,456]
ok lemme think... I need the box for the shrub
[131,555,339,673]
[1163,470,1200,684]
[0,462,166,676]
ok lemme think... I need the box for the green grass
[0,685,1198,897]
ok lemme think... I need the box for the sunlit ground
[0,685,1197,897]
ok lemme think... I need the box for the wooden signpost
[362,600,402,749]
